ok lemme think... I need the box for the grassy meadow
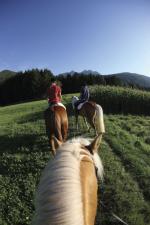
[0,93,150,225]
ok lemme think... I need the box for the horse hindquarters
[44,107,68,155]
[80,104,95,130]
[61,116,68,141]
[55,108,68,142]
[54,113,63,142]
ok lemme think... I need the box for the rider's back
[80,85,89,102]
[48,83,61,104]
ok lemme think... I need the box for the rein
[100,199,129,225]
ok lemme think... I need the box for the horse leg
[50,130,63,156]
[49,136,56,156]
[86,114,97,135]
[45,120,56,154]
[83,116,90,131]
[84,110,95,133]
[61,122,68,141]
[93,117,98,136]
[75,114,79,130]
[55,117,63,143]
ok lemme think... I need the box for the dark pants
[75,99,87,108]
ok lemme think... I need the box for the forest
[0,68,147,106]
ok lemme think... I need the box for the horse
[33,134,103,225]
[44,104,68,155]
[72,96,105,135]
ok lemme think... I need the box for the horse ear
[52,136,63,149]
[86,134,102,154]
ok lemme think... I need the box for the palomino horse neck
[44,105,68,155]
[33,135,103,225]
[80,149,99,225]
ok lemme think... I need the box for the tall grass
[90,85,150,115]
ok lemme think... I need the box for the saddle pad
[77,101,87,110]
[53,102,66,110]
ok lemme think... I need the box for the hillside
[0,94,150,225]
[58,69,100,76]
[59,70,150,89]
[110,72,150,88]
[0,70,16,83]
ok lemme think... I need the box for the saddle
[77,101,96,110]
[49,102,66,111]
[86,101,96,107]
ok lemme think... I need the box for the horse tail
[95,104,105,134]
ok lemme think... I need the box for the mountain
[58,70,100,77]
[80,70,100,75]
[0,70,16,83]
[58,70,150,89]
[107,72,150,88]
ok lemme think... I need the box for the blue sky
[0,0,150,76]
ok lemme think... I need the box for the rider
[75,82,90,109]
[47,78,62,107]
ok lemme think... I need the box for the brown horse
[33,134,103,225]
[72,96,105,135]
[44,105,68,155]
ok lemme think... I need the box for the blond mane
[33,137,103,225]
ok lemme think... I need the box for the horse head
[34,134,103,225]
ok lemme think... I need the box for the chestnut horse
[44,105,68,155]
[33,134,103,225]
[72,96,105,135]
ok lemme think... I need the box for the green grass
[0,95,150,225]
